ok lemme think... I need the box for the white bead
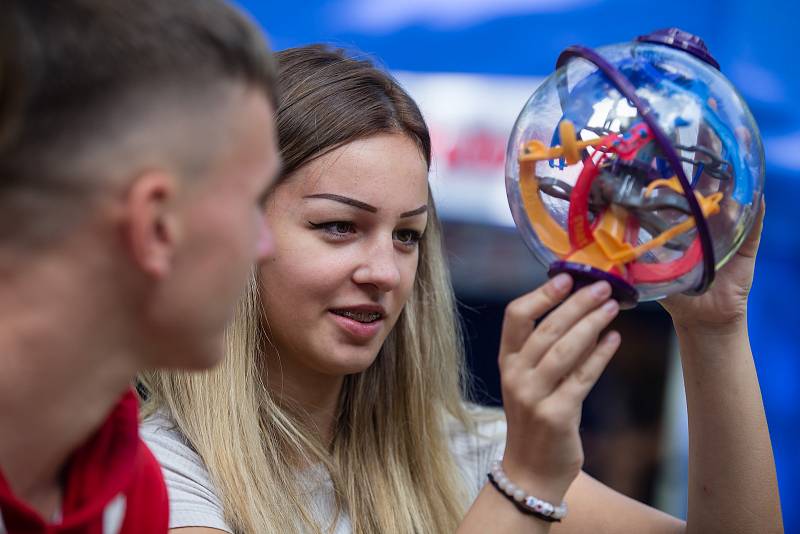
[487,458,567,520]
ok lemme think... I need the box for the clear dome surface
[506,33,764,306]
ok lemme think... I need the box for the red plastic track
[562,126,704,285]
[567,154,602,249]
[629,237,703,283]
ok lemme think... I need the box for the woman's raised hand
[661,200,765,333]
[498,274,621,504]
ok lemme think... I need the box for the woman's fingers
[736,196,765,259]
[498,274,573,364]
[530,297,620,394]
[551,330,621,404]
[514,280,613,369]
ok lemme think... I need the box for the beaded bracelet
[487,460,568,522]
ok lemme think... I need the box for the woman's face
[259,133,429,378]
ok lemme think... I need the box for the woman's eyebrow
[400,205,427,218]
[303,194,427,218]
[303,193,377,213]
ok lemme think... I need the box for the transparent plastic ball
[505,29,764,307]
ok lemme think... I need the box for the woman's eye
[330,222,354,235]
[394,229,422,246]
[309,221,356,237]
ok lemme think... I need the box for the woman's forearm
[677,320,783,533]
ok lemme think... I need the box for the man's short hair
[0,0,277,247]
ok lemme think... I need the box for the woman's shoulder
[140,412,233,532]
[448,403,507,453]
[140,411,206,469]
[141,411,187,445]
[447,403,508,500]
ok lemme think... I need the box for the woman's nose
[352,237,402,292]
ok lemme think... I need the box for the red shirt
[0,390,168,533]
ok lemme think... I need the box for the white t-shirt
[140,407,507,533]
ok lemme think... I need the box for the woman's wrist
[673,315,753,371]
[489,461,568,522]
[672,314,748,338]
[499,457,574,504]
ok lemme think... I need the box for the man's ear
[122,171,181,278]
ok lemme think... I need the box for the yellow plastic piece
[644,175,683,197]
[593,206,635,260]
[559,120,581,164]
[519,140,564,162]
[564,191,724,269]
[518,160,571,257]
[605,191,723,264]
[516,126,725,275]
[566,241,621,272]
[565,206,632,271]
[519,120,607,164]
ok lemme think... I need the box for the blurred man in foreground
[0,1,279,531]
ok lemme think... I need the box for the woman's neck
[264,354,345,444]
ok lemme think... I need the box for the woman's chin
[312,348,380,377]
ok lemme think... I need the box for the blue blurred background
[249,0,799,529]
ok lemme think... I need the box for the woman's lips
[329,311,383,341]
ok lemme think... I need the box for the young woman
[139,45,782,534]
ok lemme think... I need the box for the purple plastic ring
[636,28,720,71]
[548,261,639,309]
[555,44,716,295]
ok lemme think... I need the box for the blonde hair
[141,45,479,533]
